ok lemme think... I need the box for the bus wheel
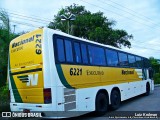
[95,92,108,115]
[110,90,121,110]
[145,83,150,96]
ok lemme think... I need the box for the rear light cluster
[43,88,52,104]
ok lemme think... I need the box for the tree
[48,4,133,48]
[149,57,160,84]
[149,57,160,73]
[0,10,10,69]
[0,10,18,87]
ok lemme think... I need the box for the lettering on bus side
[35,34,42,55]
[11,46,23,53]
[70,68,82,76]
[12,35,34,48]
[122,70,134,75]
[86,70,104,75]
[11,36,35,53]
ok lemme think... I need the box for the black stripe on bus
[11,68,42,75]
[17,75,28,78]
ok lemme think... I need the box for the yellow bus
[8,27,154,118]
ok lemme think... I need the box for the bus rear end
[8,28,52,116]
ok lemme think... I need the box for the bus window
[136,57,142,68]
[118,52,129,67]
[128,55,136,67]
[57,39,65,62]
[106,49,118,66]
[74,42,82,63]
[88,45,106,66]
[81,44,88,64]
[64,40,73,62]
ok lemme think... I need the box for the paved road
[77,86,160,120]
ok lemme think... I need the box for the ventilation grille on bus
[64,88,76,111]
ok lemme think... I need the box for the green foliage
[0,83,8,95]
[0,10,19,87]
[149,57,160,73]
[0,28,18,87]
[49,4,133,48]
[0,84,10,112]
[0,83,9,104]
[0,10,10,30]
[149,57,160,84]
[149,57,159,65]
[153,73,160,84]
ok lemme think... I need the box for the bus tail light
[43,88,52,104]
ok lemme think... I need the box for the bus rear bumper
[10,103,52,111]
[10,103,88,118]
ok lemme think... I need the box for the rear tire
[110,90,121,110]
[95,92,108,116]
[145,83,150,96]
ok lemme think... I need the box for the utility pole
[61,14,76,34]
[13,25,16,33]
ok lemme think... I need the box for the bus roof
[45,28,147,59]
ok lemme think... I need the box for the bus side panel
[56,65,142,89]
[44,29,60,111]
[75,79,151,112]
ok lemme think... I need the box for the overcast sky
[0,0,160,59]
